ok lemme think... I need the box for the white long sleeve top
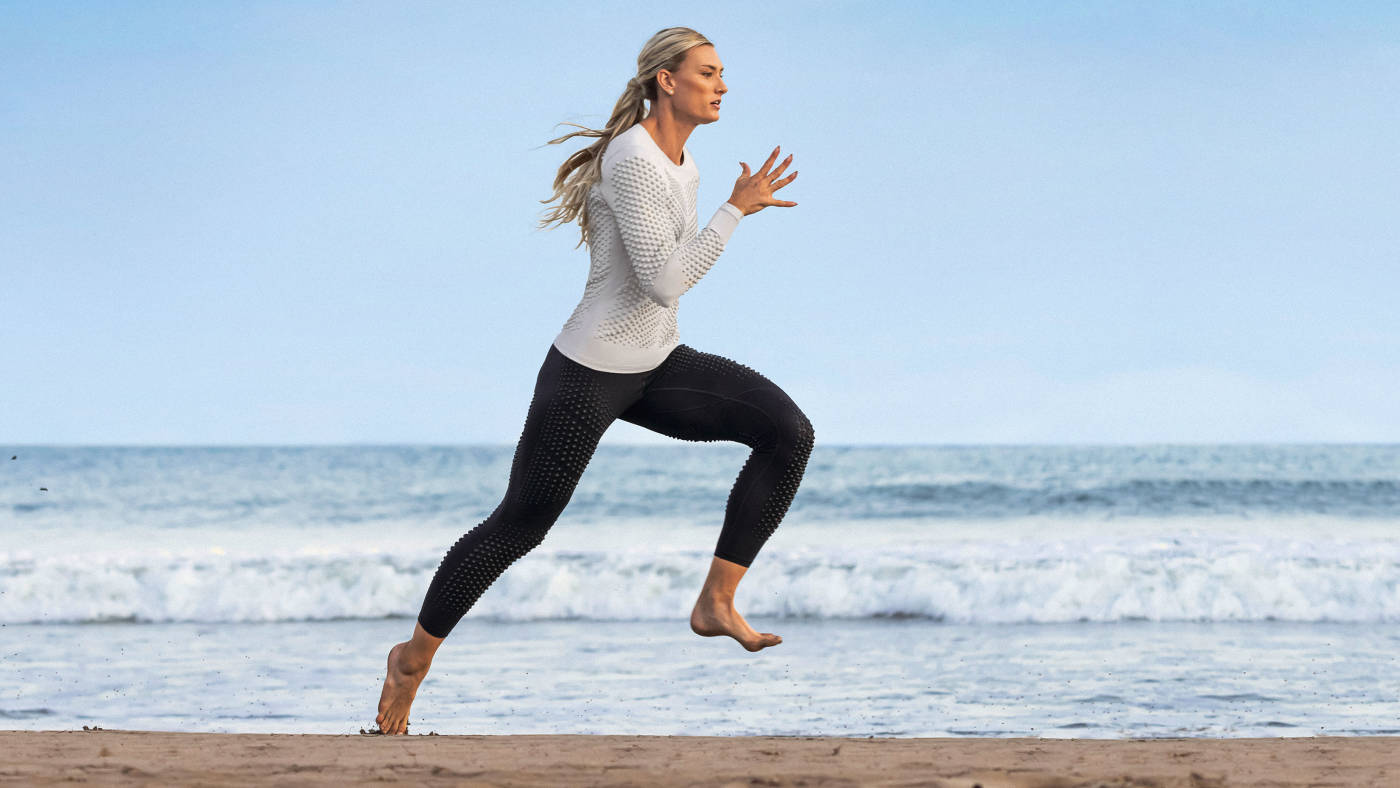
[552,122,743,373]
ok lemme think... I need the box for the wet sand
[2,730,1396,786]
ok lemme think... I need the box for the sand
[1,730,1395,786]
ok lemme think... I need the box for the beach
[6,444,1400,787]
[6,446,1400,740]
[3,730,1397,786]
[8,0,1400,780]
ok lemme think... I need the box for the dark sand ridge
[2,730,1397,786]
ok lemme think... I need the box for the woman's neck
[638,114,696,167]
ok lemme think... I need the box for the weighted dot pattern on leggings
[518,358,613,506]
[419,339,814,636]
[754,408,815,546]
[654,345,817,563]
[417,363,618,638]
[418,518,549,638]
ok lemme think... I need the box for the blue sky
[3,1,1398,445]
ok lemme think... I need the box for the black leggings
[416,342,816,639]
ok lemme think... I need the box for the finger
[773,170,797,188]
[768,153,794,180]
[769,199,798,207]
[740,162,750,177]
[757,146,780,177]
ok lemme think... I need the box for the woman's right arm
[606,154,743,309]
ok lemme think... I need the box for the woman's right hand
[728,146,798,216]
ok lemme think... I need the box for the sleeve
[605,154,743,309]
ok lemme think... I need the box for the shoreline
[4,730,1396,786]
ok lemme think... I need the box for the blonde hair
[536,26,714,249]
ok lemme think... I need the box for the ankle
[699,588,736,605]
[395,643,434,674]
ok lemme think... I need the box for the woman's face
[664,44,727,124]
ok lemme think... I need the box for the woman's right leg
[418,345,640,637]
[376,344,642,734]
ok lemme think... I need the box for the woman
[375,26,813,735]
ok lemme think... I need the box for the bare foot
[376,641,430,734]
[690,593,782,651]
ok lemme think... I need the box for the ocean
[3,444,1399,737]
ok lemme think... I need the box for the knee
[775,406,815,460]
[497,498,567,546]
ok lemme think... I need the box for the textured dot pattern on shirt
[606,155,722,304]
[552,122,742,373]
[557,193,612,337]
[593,191,677,350]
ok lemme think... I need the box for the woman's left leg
[617,344,815,650]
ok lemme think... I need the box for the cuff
[706,202,744,246]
